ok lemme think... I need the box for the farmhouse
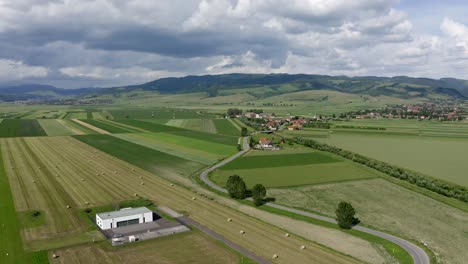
[96,207,153,230]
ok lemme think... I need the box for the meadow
[50,231,245,264]
[1,135,359,264]
[37,119,77,136]
[213,119,241,136]
[165,118,217,133]
[109,108,215,119]
[269,178,468,264]
[317,132,468,187]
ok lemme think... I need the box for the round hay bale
[272,254,278,259]
[134,193,138,196]
[113,171,117,174]
[170,183,174,186]
[139,176,143,179]
[66,205,71,209]
[240,230,245,234]
[285,233,290,237]
[131,168,135,171]
[227,218,232,222]
[85,202,89,205]
[32,180,36,183]
[300,245,306,250]
[81,178,85,181]
[191,197,196,200]
[140,182,145,185]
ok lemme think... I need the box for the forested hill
[1,74,468,101]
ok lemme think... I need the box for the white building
[96,207,153,230]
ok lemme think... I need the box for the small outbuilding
[96,207,153,230]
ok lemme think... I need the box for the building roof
[259,137,272,145]
[97,207,152,220]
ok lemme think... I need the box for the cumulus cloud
[0,0,467,87]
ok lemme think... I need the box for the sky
[0,0,467,88]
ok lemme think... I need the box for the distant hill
[0,74,467,102]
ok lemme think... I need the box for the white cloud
[0,59,48,81]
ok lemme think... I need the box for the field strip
[57,119,85,135]
[100,119,149,133]
[228,118,242,131]
[93,119,139,133]
[72,119,110,134]
[67,136,361,263]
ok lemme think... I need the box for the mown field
[165,119,217,133]
[113,132,237,165]
[37,119,77,136]
[0,119,47,138]
[50,231,246,264]
[269,178,468,264]
[1,135,360,264]
[317,132,468,187]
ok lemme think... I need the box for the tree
[252,184,267,206]
[226,175,247,199]
[335,202,360,229]
[227,108,243,117]
[241,127,248,136]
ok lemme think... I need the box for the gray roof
[97,207,152,220]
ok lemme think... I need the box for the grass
[211,162,377,188]
[64,112,88,119]
[165,119,217,133]
[269,178,468,264]
[49,230,245,264]
[317,132,468,187]
[0,119,47,138]
[81,119,133,133]
[109,108,215,119]
[18,210,46,229]
[0,145,30,264]
[213,119,241,136]
[220,152,341,170]
[113,132,236,165]
[74,134,205,178]
[37,119,77,136]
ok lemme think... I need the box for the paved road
[199,135,430,264]
[176,216,270,264]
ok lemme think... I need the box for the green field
[37,119,77,136]
[0,148,29,264]
[109,108,215,119]
[0,119,47,138]
[213,119,241,136]
[113,132,236,165]
[269,178,468,264]
[317,133,468,187]
[165,119,217,133]
[74,134,205,178]
[64,112,88,119]
[220,152,340,170]
[81,119,134,133]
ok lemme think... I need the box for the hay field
[50,231,243,264]
[270,178,468,264]
[0,119,47,138]
[165,119,218,133]
[37,119,77,136]
[213,119,241,136]
[1,136,362,263]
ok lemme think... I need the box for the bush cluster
[291,137,468,203]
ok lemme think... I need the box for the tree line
[291,137,468,203]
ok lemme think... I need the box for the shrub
[335,202,360,229]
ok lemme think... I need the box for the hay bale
[285,233,290,237]
[138,176,143,179]
[272,254,278,259]
[300,245,306,250]
[32,180,36,183]
[52,253,58,259]
[113,171,117,174]
[140,182,145,185]
[191,197,196,200]
[227,218,232,222]
[134,193,138,196]
[66,205,71,209]
[170,183,174,186]
[131,168,135,171]
[240,230,245,234]
[85,202,89,205]
[81,178,85,181]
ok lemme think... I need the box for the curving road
[200,135,430,264]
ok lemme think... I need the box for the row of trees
[226,175,267,206]
[291,137,468,203]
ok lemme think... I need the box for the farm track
[199,136,430,264]
[6,136,359,264]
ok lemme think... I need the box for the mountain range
[1,74,467,102]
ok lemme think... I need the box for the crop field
[213,119,241,136]
[165,118,217,133]
[317,133,468,187]
[220,152,341,170]
[37,119,77,136]
[2,135,360,264]
[0,119,47,138]
[109,108,215,119]
[81,119,134,134]
[113,132,237,165]
[113,119,239,145]
[64,112,88,119]
[75,134,205,178]
[211,162,377,188]
[50,231,244,264]
[269,178,468,264]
